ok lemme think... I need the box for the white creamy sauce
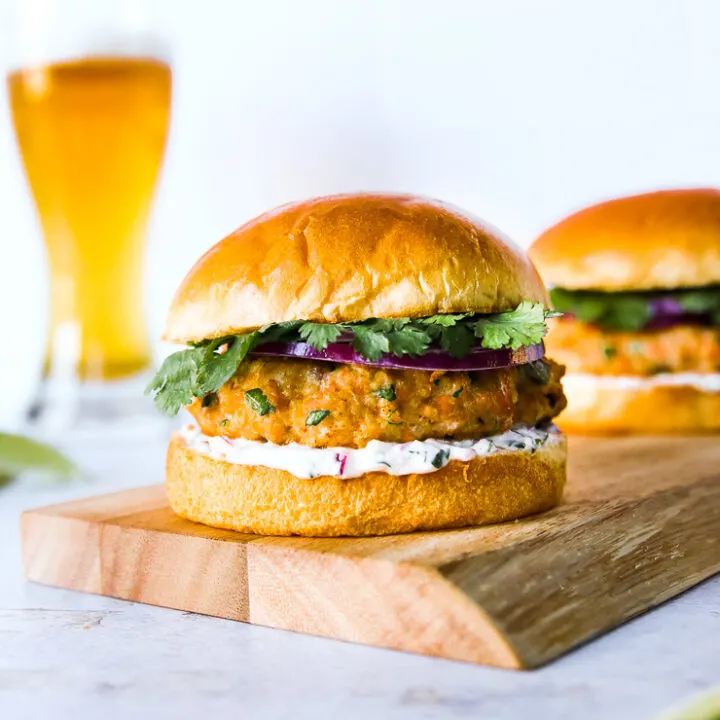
[564,372,720,392]
[180,424,559,480]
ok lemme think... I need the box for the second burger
[530,188,720,433]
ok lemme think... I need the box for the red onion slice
[649,297,686,317]
[647,296,714,329]
[251,341,544,371]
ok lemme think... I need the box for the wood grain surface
[21,436,720,669]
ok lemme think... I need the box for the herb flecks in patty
[373,384,397,401]
[306,409,331,426]
[244,388,274,416]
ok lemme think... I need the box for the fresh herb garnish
[196,335,258,395]
[305,409,331,426]
[146,302,556,416]
[549,286,720,331]
[387,409,404,426]
[472,301,557,350]
[145,346,207,416]
[244,388,274,416]
[436,323,475,358]
[416,304,555,353]
[373,384,397,401]
[145,333,259,416]
[452,387,464,398]
[298,323,343,349]
[549,288,650,330]
[351,324,392,361]
[219,418,229,426]
[384,322,431,357]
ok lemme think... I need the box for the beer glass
[6,0,172,429]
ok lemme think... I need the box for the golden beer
[8,56,171,381]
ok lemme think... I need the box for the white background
[2,0,720,424]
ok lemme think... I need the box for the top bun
[166,193,548,343]
[530,188,720,292]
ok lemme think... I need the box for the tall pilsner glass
[6,0,171,431]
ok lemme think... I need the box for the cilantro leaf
[305,409,331,426]
[419,313,471,327]
[259,321,303,343]
[438,324,475,359]
[603,298,651,330]
[351,325,390,361]
[385,325,431,357]
[473,301,550,350]
[419,314,469,344]
[144,346,205,416]
[355,319,430,358]
[299,322,343,349]
[245,388,274,416]
[196,333,258,397]
[146,332,257,416]
[365,318,411,332]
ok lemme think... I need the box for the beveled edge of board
[20,497,525,668]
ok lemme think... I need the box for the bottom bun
[165,433,567,537]
[558,373,720,434]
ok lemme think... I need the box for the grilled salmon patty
[187,356,566,448]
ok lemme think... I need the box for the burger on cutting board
[147,193,567,536]
[530,188,720,434]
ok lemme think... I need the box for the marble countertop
[1,429,719,720]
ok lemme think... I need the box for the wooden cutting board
[21,436,720,669]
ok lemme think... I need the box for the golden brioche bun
[165,193,548,343]
[165,433,567,537]
[530,188,720,291]
[557,373,720,434]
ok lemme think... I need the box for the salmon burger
[147,193,567,536]
[530,188,720,434]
